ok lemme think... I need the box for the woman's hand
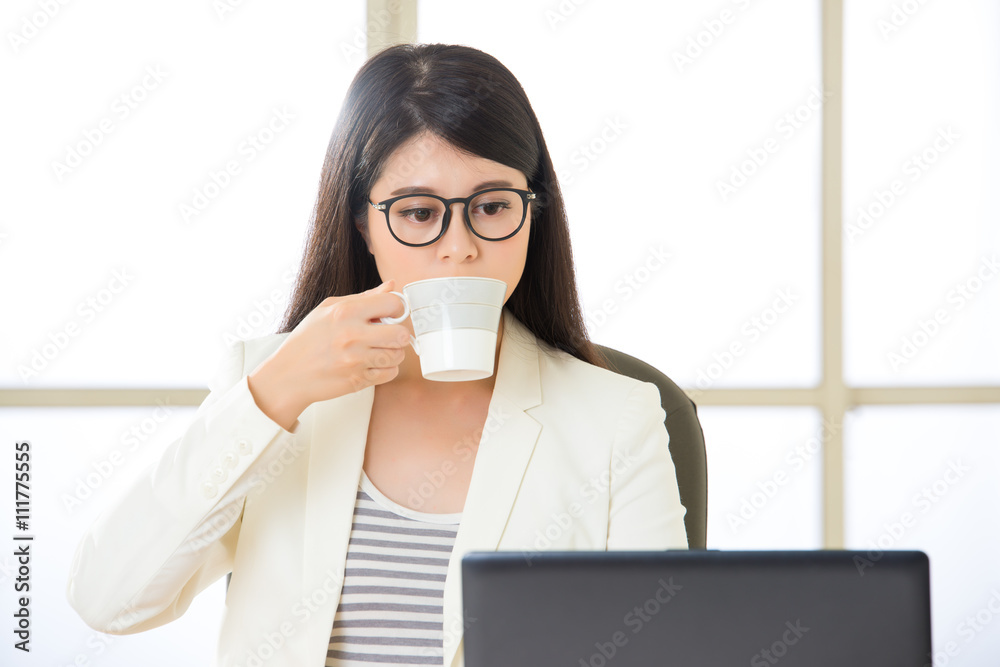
[247,280,410,431]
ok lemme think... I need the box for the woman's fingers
[327,284,406,325]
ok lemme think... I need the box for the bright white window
[841,3,1000,664]
[843,0,1000,387]
[700,407,823,550]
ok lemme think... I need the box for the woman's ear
[355,219,374,254]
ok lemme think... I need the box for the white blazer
[66,309,687,667]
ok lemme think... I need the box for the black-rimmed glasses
[369,188,536,247]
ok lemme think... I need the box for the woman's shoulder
[526,337,666,441]
[539,343,659,403]
[504,313,660,408]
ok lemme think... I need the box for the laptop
[461,550,931,667]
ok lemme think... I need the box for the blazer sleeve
[606,381,689,550]
[65,340,300,634]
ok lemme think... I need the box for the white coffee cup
[380,276,507,381]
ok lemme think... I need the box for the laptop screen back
[461,550,931,667]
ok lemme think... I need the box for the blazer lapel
[442,310,543,667]
[296,309,543,667]
[301,383,375,648]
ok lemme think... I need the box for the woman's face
[360,131,531,305]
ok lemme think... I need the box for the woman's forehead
[377,133,525,191]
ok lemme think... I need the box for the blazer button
[212,468,228,484]
[222,451,238,469]
[237,439,253,455]
[202,481,217,499]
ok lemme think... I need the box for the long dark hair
[278,43,605,368]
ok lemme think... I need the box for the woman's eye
[479,202,510,215]
[402,208,434,222]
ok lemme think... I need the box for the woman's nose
[437,203,478,262]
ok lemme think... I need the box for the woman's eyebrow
[390,179,515,196]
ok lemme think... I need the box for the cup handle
[379,291,420,354]
[379,291,409,324]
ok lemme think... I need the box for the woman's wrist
[247,362,305,432]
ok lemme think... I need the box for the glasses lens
[468,189,525,240]
[387,196,447,245]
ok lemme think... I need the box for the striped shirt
[326,470,462,666]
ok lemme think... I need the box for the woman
[66,43,687,667]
